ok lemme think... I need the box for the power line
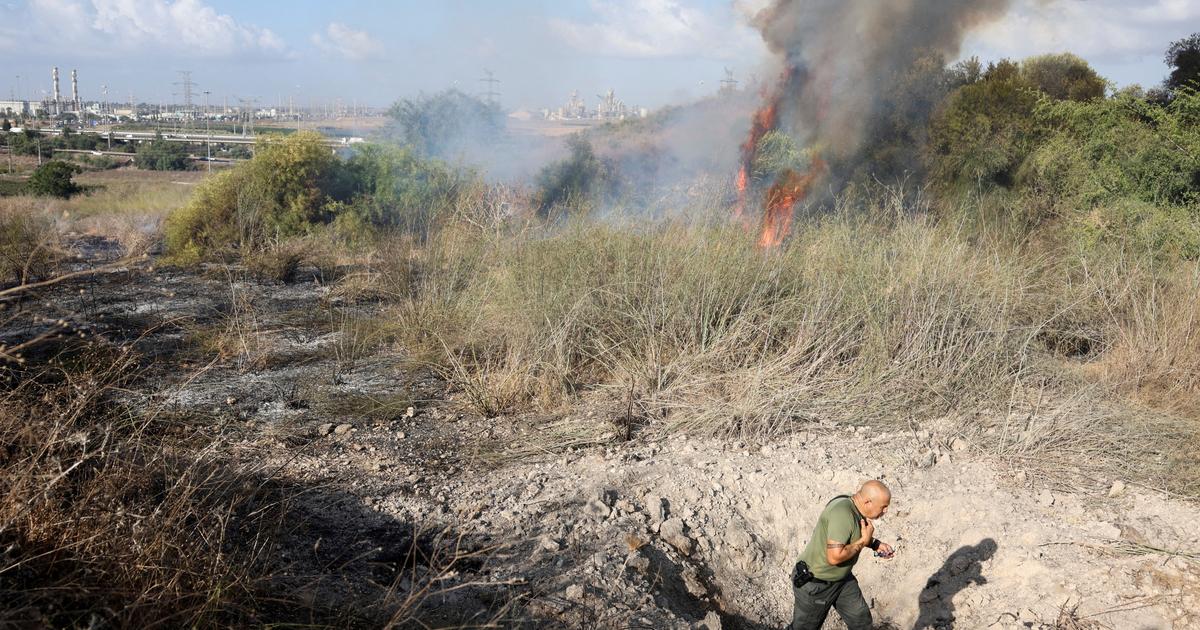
[479,69,501,106]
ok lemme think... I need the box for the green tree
[135,133,189,170]
[26,160,82,198]
[1166,33,1200,92]
[1,119,11,132]
[384,89,504,159]
[927,59,1041,189]
[534,136,608,217]
[1020,53,1107,101]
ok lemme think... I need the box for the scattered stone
[697,611,723,630]
[334,423,354,436]
[397,431,407,440]
[645,494,667,523]
[540,536,562,552]
[615,498,637,513]
[950,437,968,452]
[1038,489,1055,507]
[565,584,585,601]
[317,423,334,436]
[682,566,707,597]
[625,549,651,575]
[405,406,416,417]
[225,396,237,406]
[1108,480,1127,498]
[1014,470,1028,485]
[917,450,935,469]
[660,517,693,556]
[584,499,612,520]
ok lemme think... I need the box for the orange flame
[757,158,825,249]
[734,99,779,221]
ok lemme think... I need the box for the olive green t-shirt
[799,496,863,582]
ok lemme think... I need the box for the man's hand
[875,542,895,559]
[858,518,875,547]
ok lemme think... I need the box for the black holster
[790,560,814,588]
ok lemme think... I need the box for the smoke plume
[733,0,1014,246]
[749,0,1012,160]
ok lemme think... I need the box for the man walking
[791,480,894,630]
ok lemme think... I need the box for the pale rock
[615,498,637,513]
[317,423,334,436]
[696,611,723,630]
[660,517,694,556]
[565,584,585,601]
[1037,489,1055,507]
[1108,480,1127,498]
[645,494,667,523]
[950,437,968,452]
[334,423,354,436]
[625,549,651,575]
[584,499,612,520]
[682,566,707,597]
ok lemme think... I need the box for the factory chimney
[52,66,61,115]
[71,69,79,112]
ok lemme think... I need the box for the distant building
[0,100,43,117]
[545,89,647,122]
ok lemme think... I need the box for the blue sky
[1,0,1195,110]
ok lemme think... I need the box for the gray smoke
[750,0,1012,160]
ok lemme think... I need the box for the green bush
[135,135,189,171]
[25,161,82,198]
[534,137,609,217]
[339,144,467,238]
[166,131,475,261]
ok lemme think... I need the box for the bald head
[854,480,892,519]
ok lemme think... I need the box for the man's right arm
[824,517,874,565]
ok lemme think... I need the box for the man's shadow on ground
[912,538,998,630]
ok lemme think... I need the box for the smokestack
[52,66,61,115]
[71,69,79,112]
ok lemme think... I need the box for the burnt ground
[4,237,1198,629]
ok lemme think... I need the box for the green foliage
[1019,89,1200,256]
[928,60,1041,189]
[164,168,249,263]
[167,131,476,261]
[339,144,466,238]
[1,119,10,132]
[534,137,608,217]
[135,134,189,171]
[1166,32,1200,92]
[384,89,503,159]
[1020,53,1107,102]
[750,130,809,184]
[25,161,82,198]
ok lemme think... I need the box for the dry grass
[0,345,291,628]
[0,199,61,284]
[369,193,1200,493]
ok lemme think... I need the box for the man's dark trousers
[790,574,872,630]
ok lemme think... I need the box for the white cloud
[549,0,761,59]
[21,0,289,59]
[967,0,1199,64]
[310,22,384,61]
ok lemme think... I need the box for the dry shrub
[0,198,61,284]
[73,212,164,257]
[1092,263,1200,415]
[0,347,289,628]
